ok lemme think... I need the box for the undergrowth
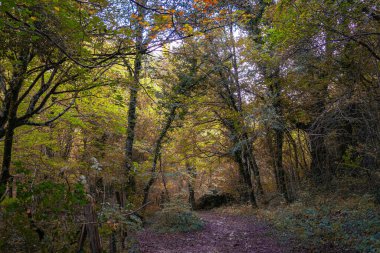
[216,179,380,252]
[150,199,204,233]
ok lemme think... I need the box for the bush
[98,203,143,252]
[0,180,87,252]
[98,202,143,236]
[151,199,204,233]
[256,192,380,252]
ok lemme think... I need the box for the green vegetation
[0,180,87,251]
[151,199,204,233]
[257,190,380,252]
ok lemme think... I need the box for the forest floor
[136,211,296,253]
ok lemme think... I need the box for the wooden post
[84,201,102,253]
[77,198,102,253]
[77,224,87,253]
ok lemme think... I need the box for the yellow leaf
[183,24,193,34]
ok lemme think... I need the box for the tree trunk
[216,114,261,207]
[234,150,257,207]
[77,224,87,253]
[142,105,177,208]
[187,164,196,209]
[308,30,333,184]
[274,128,292,202]
[0,125,15,187]
[109,232,117,253]
[84,201,102,253]
[159,155,170,202]
[271,70,292,203]
[125,1,146,194]
[243,134,264,196]
[0,49,29,189]
[309,127,330,183]
[228,24,264,200]
[307,83,329,183]
[78,201,102,253]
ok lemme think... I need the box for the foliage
[151,198,204,233]
[256,190,380,252]
[98,202,143,236]
[0,180,87,252]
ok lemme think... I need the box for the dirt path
[137,212,295,253]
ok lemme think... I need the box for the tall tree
[0,0,112,189]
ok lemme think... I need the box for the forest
[0,0,379,252]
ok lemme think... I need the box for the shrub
[151,199,204,233]
[0,180,87,252]
[98,203,143,252]
[98,202,143,236]
[256,192,380,252]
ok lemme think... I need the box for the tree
[0,0,114,190]
[141,41,210,207]
[103,0,221,195]
[267,0,379,183]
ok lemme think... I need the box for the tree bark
[242,132,264,196]
[84,201,102,253]
[270,69,292,203]
[77,201,102,253]
[187,164,196,209]
[125,1,146,194]
[159,154,170,202]
[234,150,258,207]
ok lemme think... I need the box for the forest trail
[137,212,295,253]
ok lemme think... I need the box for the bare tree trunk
[109,231,117,253]
[234,149,258,207]
[0,125,15,187]
[285,131,301,189]
[125,78,139,193]
[125,0,147,194]
[274,128,292,202]
[186,164,196,209]
[159,155,170,201]
[84,201,102,253]
[77,224,87,253]
[77,200,102,253]
[243,133,264,196]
